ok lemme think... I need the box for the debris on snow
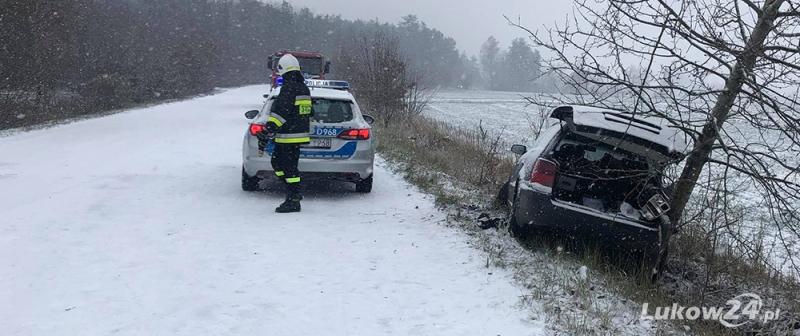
[477,212,501,230]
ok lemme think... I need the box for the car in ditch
[497,105,689,279]
[242,80,376,193]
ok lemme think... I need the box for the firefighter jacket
[265,71,312,145]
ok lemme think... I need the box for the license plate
[303,138,332,148]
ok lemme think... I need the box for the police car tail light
[338,129,370,140]
[530,158,557,188]
[249,124,266,136]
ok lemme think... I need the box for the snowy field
[426,89,800,277]
[425,89,547,147]
[0,86,543,336]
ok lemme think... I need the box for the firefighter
[256,54,312,213]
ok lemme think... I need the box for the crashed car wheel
[496,181,509,206]
[507,180,530,239]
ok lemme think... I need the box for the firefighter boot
[276,186,302,213]
[275,195,302,213]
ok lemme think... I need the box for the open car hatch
[550,105,689,163]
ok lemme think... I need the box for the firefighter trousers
[271,144,302,200]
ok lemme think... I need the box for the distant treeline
[480,36,544,93]
[0,0,476,129]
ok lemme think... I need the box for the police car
[242,80,376,193]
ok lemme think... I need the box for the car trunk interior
[550,132,664,223]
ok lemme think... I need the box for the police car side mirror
[511,144,527,155]
[245,110,259,120]
[363,115,375,125]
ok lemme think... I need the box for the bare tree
[403,65,438,117]
[337,29,406,126]
[339,28,437,126]
[511,0,800,276]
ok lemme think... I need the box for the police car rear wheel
[355,176,373,193]
[242,167,261,191]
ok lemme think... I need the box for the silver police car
[242,80,376,193]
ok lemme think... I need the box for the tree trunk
[669,0,785,222]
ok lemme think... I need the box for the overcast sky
[281,0,574,57]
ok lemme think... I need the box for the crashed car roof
[552,105,691,156]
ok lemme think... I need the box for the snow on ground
[0,85,543,336]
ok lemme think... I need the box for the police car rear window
[311,99,353,123]
[264,98,354,123]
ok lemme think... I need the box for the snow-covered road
[0,86,541,336]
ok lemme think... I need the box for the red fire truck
[267,50,331,88]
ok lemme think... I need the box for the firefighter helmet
[277,54,301,76]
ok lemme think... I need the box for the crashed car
[497,105,688,279]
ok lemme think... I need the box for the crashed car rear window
[554,132,654,173]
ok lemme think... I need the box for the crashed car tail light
[530,158,557,188]
[640,192,671,221]
[250,124,266,136]
[338,128,370,140]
